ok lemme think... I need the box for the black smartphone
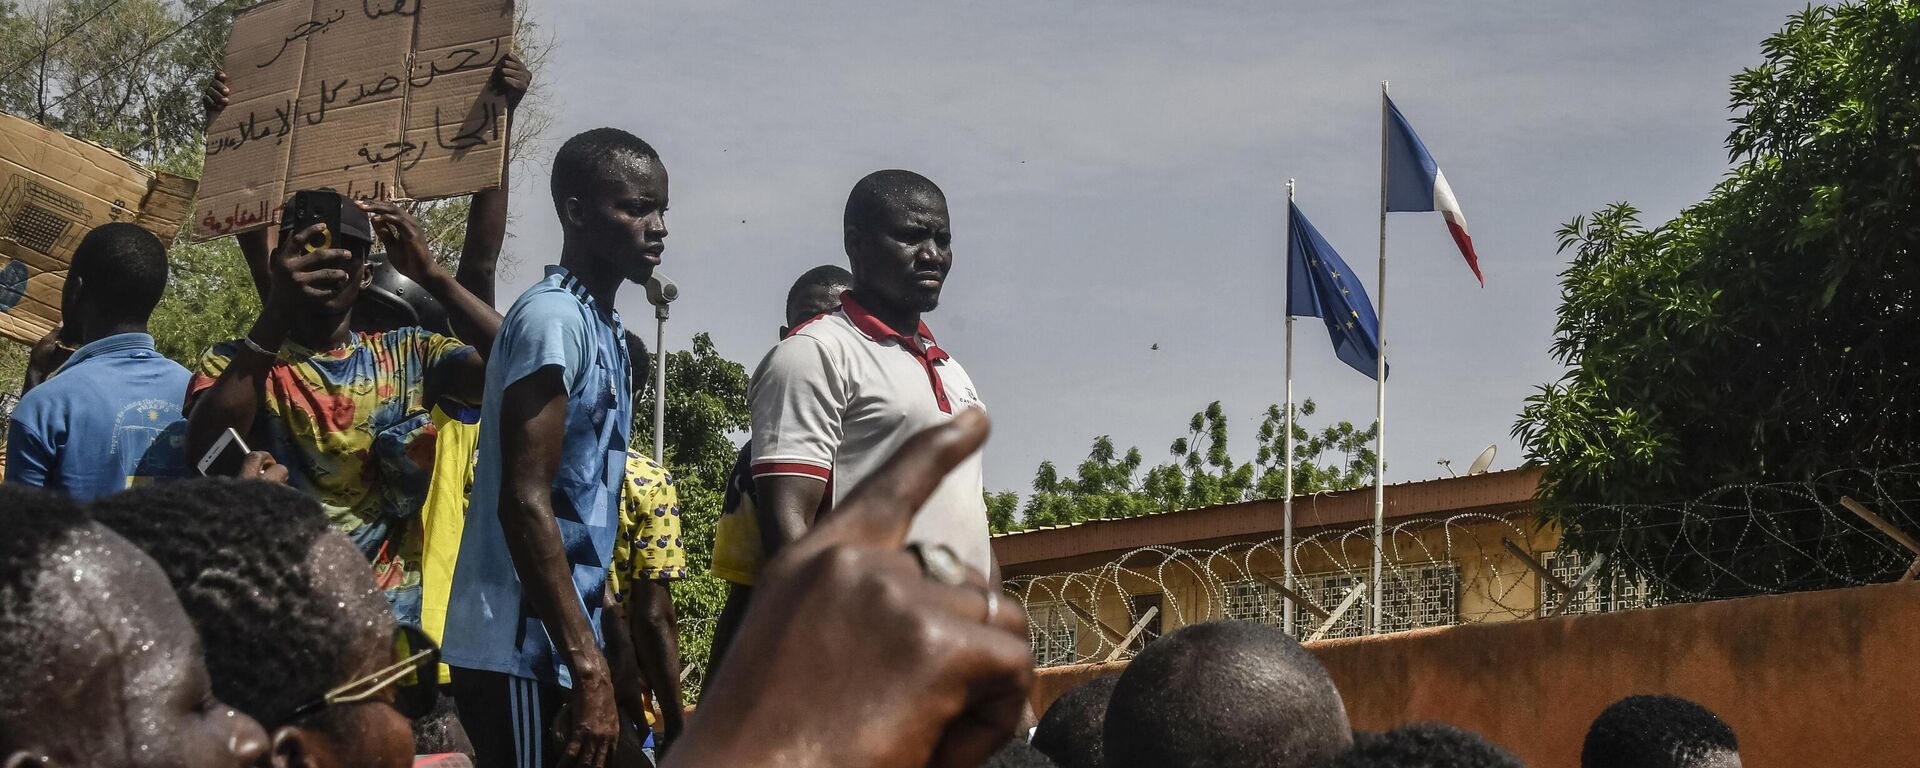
[281,188,344,252]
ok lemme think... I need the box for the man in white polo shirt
[748,169,994,579]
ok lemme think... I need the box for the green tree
[1513,0,1920,595]
[985,490,1019,534]
[0,1,552,377]
[1252,398,1378,499]
[1147,401,1257,510]
[631,332,750,700]
[1001,400,1377,532]
[1020,436,1163,528]
[0,0,241,165]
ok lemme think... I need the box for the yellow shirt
[419,405,480,685]
[610,451,686,602]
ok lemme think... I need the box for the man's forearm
[417,271,502,358]
[184,313,289,461]
[601,600,653,728]
[499,492,608,683]
[458,182,508,307]
[237,228,273,302]
[627,580,684,734]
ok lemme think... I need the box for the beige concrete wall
[1031,580,1920,768]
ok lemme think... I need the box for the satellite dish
[1466,445,1497,476]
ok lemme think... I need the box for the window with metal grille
[1378,562,1460,633]
[1540,551,1657,615]
[1300,571,1367,639]
[1299,563,1459,638]
[1026,601,1079,668]
[1224,581,1284,627]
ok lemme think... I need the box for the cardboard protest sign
[194,0,514,240]
[0,111,197,345]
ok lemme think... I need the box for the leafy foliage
[631,332,750,700]
[1006,399,1378,532]
[1514,0,1920,595]
[0,0,241,165]
[0,0,552,377]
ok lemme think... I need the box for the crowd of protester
[0,51,1751,768]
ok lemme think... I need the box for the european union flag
[1287,202,1384,380]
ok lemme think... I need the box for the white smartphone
[197,427,251,477]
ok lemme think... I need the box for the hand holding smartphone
[198,427,252,477]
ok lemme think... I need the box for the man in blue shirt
[7,224,192,498]
[444,127,667,768]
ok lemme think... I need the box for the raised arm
[185,223,342,464]
[360,200,501,404]
[497,366,618,768]
[203,70,275,303]
[457,53,530,307]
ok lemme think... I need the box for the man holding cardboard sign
[195,0,516,240]
[184,190,502,626]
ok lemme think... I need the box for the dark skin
[209,55,529,306]
[2,524,269,768]
[25,249,290,480]
[21,236,158,391]
[706,280,849,679]
[264,535,416,768]
[498,151,666,768]
[619,535,684,753]
[757,185,955,559]
[602,336,685,756]
[184,201,501,470]
[665,411,1034,768]
[20,326,70,392]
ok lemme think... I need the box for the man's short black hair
[69,222,168,325]
[0,486,92,725]
[550,127,661,219]
[89,479,357,727]
[1105,620,1352,768]
[1031,675,1118,768]
[1333,724,1526,768]
[983,737,1058,768]
[843,169,944,234]
[1582,695,1738,768]
[786,264,853,324]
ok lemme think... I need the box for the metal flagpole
[1371,80,1389,633]
[1283,178,1297,638]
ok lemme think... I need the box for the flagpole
[1371,80,1389,634]
[1283,178,1297,638]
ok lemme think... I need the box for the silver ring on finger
[907,542,968,586]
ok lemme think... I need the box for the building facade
[996,468,1654,667]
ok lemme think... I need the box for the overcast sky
[496,0,1808,498]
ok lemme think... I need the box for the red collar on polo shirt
[839,290,954,413]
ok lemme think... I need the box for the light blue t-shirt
[442,266,632,686]
[5,333,190,499]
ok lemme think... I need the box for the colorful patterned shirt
[187,328,476,622]
[611,450,686,602]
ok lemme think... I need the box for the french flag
[1384,97,1483,285]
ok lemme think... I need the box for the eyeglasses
[281,624,440,725]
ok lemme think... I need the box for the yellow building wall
[1009,512,1569,662]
